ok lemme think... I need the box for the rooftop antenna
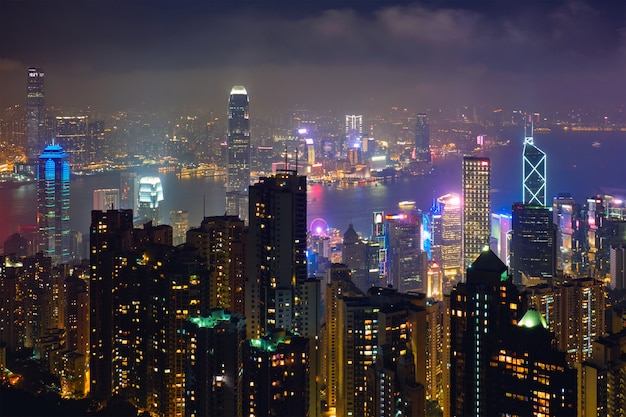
[284,144,288,171]
[203,194,206,219]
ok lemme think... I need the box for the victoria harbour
[1,130,624,244]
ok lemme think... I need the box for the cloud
[1,0,625,112]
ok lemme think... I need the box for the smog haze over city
[2,0,626,115]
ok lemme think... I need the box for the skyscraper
[433,193,462,283]
[137,176,164,225]
[226,85,250,223]
[37,144,70,265]
[55,116,88,166]
[414,113,430,163]
[462,156,491,273]
[522,122,547,206]
[93,188,120,211]
[449,249,522,416]
[245,169,307,339]
[510,203,556,285]
[26,67,46,160]
[345,114,363,150]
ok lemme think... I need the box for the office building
[522,123,547,206]
[610,244,626,290]
[93,188,120,211]
[462,156,491,273]
[120,171,139,214]
[414,113,430,163]
[169,210,189,246]
[386,211,427,293]
[246,169,307,339]
[449,249,521,416]
[26,67,46,160]
[490,212,511,265]
[37,144,70,265]
[553,193,584,276]
[55,116,88,166]
[345,114,363,150]
[137,176,164,225]
[432,193,462,284]
[226,85,251,223]
[510,203,556,285]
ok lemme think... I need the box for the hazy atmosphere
[2,0,626,115]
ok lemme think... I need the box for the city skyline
[2,1,626,115]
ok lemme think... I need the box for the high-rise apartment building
[414,113,430,163]
[26,67,46,160]
[226,85,250,223]
[89,209,134,401]
[522,123,547,206]
[186,215,246,315]
[525,277,606,364]
[579,328,626,416]
[462,156,491,273]
[185,310,246,417]
[37,144,70,265]
[245,169,307,339]
[510,203,556,285]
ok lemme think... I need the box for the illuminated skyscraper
[137,176,164,225]
[186,215,246,314]
[245,169,307,339]
[93,188,120,211]
[37,144,70,265]
[462,156,491,273]
[26,67,46,159]
[414,113,430,163]
[226,85,250,223]
[449,249,521,416]
[433,193,462,282]
[522,123,547,206]
[345,114,363,150]
[510,203,556,285]
[55,116,88,166]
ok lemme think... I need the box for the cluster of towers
[5,69,626,416]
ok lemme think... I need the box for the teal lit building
[522,122,547,206]
[37,144,70,265]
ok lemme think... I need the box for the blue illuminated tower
[226,86,250,223]
[522,122,547,206]
[37,144,70,265]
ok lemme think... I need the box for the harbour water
[0,130,624,244]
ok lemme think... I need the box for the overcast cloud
[1,0,625,115]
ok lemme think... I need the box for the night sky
[1,0,626,115]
